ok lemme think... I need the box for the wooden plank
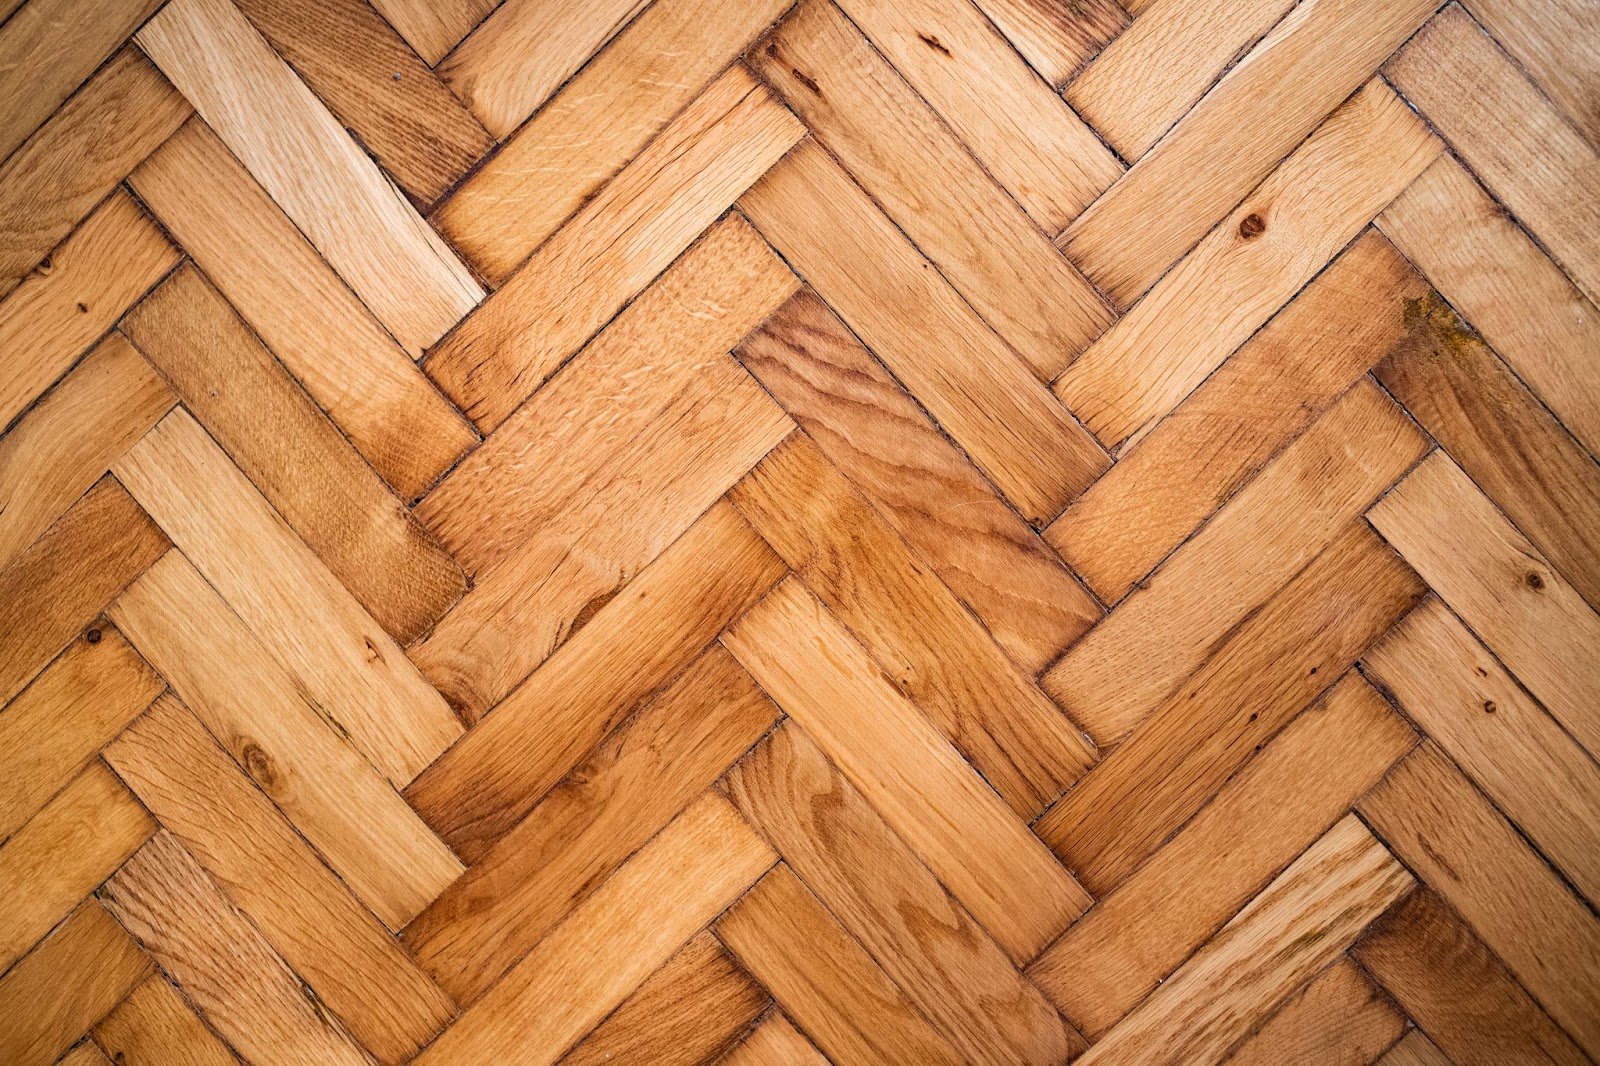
[0,902,152,1066]
[1220,958,1405,1066]
[1385,5,1600,307]
[94,976,245,1066]
[405,501,785,858]
[108,551,462,930]
[1377,1031,1455,1066]
[751,0,1114,381]
[1358,742,1600,1056]
[0,189,178,433]
[737,290,1098,673]
[1378,154,1600,458]
[558,933,768,1066]
[1463,0,1600,148]
[367,0,495,65]
[101,832,376,1066]
[1368,452,1600,759]
[1353,888,1590,1066]
[741,138,1108,524]
[433,0,792,284]
[1036,524,1425,893]
[0,625,161,843]
[714,865,966,1066]
[1028,674,1415,1036]
[428,66,802,431]
[136,0,483,355]
[1056,82,1439,448]
[104,694,455,1064]
[112,410,462,786]
[0,476,168,707]
[0,333,174,573]
[0,761,152,975]
[438,0,649,138]
[59,1042,115,1066]
[1060,0,1438,307]
[410,793,776,1066]
[1067,0,1297,160]
[1073,817,1413,1066]
[230,0,493,205]
[833,0,1121,230]
[0,48,187,297]
[122,265,466,644]
[1048,231,1425,604]
[721,1014,829,1066]
[725,722,1082,1066]
[731,433,1094,816]
[128,120,475,500]
[405,646,779,1005]
[1044,379,1428,744]
[1363,598,1600,906]
[723,579,1089,962]
[968,0,1126,87]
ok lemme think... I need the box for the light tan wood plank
[411,793,776,1066]
[968,0,1126,86]
[108,552,462,930]
[1221,958,1405,1066]
[1377,1031,1455,1066]
[741,138,1108,524]
[367,0,496,65]
[94,976,245,1066]
[1056,82,1439,448]
[721,1014,829,1066]
[136,0,483,354]
[1464,0,1600,147]
[58,1042,115,1066]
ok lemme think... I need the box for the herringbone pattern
[1,0,1597,1062]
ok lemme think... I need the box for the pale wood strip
[714,865,966,1066]
[1378,155,1600,459]
[104,695,455,1064]
[0,476,168,707]
[753,0,1111,382]
[1074,817,1413,1066]
[438,0,648,138]
[367,0,496,65]
[558,933,768,1066]
[721,1014,829,1066]
[1375,293,1600,610]
[1359,743,1600,1056]
[0,48,187,297]
[419,214,796,574]
[128,120,475,500]
[1363,598,1600,906]
[834,0,1120,230]
[0,903,152,1066]
[1061,0,1438,307]
[0,761,153,974]
[0,334,174,573]
[1056,82,1439,448]
[1066,0,1296,160]
[1221,958,1405,1066]
[59,1042,115,1066]
[1368,451,1600,758]
[95,976,244,1066]
[737,291,1096,672]
[1386,5,1600,306]
[101,832,375,1066]
[405,646,779,1005]
[1049,231,1426,604]
[967,0,1126,86]
[405,501,785,859]
[1036,524,1425,893]
[1377,1031,1455,1066]
[1029,674,1415,1036]
[726,722,1082,1066]
[1353,888,1590,1066]
[731,434,1094,817]
[411,793,776,1066]
[433,0,792,284]
[724,579,1089,962]
[0,189,178,433]
[231,0,493,204]
[122,265,466,644]
[111,410,462,786]
[741,139,1108,524]
[0,625,161,843]
[1464,0,1600,147]
[1045,379,1428,743]
[428,66,802,431]
[136,0,483,354]
[108,552,462,930]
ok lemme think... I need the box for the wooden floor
[2,0,1598,1062]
